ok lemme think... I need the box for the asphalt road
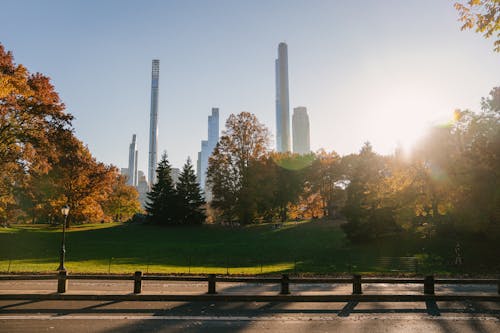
[1,280,498,332]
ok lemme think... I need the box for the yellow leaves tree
[455,0,500,52]
[103,175,141,222]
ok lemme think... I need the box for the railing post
[57,270,67,293]
[424,275,435,295]
[280,274,290,295]
[133,271,142,294]
[352,274,362,294]
[207,274,217,294]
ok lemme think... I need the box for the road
[1,279,498,332]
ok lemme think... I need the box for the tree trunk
[281,204,287,222]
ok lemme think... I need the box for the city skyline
[1,1,499,171]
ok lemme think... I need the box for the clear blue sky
[1,0,499,171]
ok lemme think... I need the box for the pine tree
[145,152,177,224]
[176,157,206,224]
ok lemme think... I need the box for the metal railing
[0,272,498,302]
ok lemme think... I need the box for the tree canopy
[207,112,270,223]
[455,0,500,52]
[0,43,141,225]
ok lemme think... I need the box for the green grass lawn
[0,220,497,275]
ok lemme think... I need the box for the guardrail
[1,272,499,299]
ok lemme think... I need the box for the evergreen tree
[176,157,206,224]
[145,152,177,224]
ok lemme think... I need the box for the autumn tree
[0,43,143,226]
[176,157,206,224]
[103,175,142,222]
[455,0,500,52]
[339,87,500,242]
[207,112,270,224]
[309,149,343,218]
[0,44,72,222]
[47,130,117,226]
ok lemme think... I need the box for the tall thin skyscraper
[148,59,160,185]
[128,134,139,186]
[275,42,290,152]
[292,107,311,154]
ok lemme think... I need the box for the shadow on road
[1,282,499,333]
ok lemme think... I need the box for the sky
[1,0,499,174]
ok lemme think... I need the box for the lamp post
[57,205,70,271]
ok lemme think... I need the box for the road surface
[0,279,498,332]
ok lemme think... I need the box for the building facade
[275,42,291,152]
[292,107,311,154]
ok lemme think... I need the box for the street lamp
[57,205,70,271]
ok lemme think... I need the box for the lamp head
[61,205,70,216]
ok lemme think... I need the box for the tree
[0,44,72,222]
[145,152,177,224]
[248,156,278,221]
[103,175,142,222]
[207,112,270,223]
[341,143,401,241]
[481,86,500,112]
[48,130,117,226]
[269,152,312,222]
[450,87,500,236]
[455,0,500,52]
[176,157,206,224]
[1,43,144,226]
[309,149,343,218]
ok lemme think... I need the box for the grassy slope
[0,220,497,275]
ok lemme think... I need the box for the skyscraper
[127,134,139,186]
[208,108,219,153]
[137,170,149,209]
[148,59,160,185]
[199,139,208,188]
[197,108,219,197]
[196,151,202,185]
[275,42,290,152]
[292,107,311,154]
